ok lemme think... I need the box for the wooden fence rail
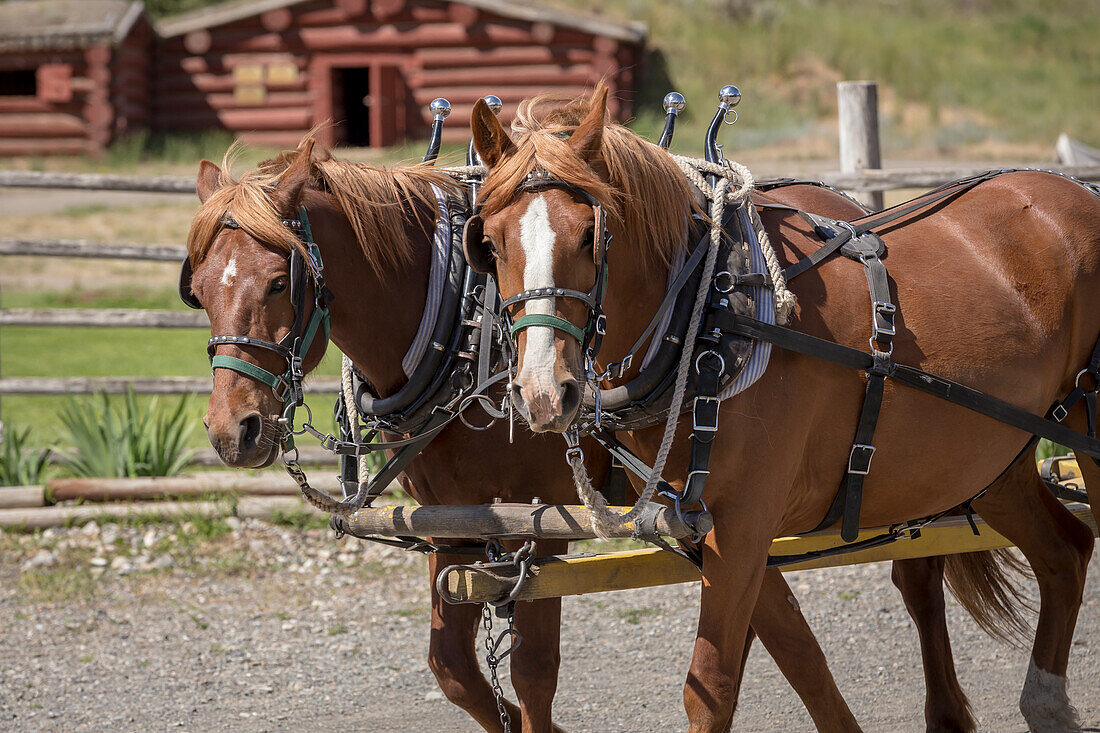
[0,237,187,261]
[2,165,1098,197]
[0,376,342,395]
[0,308,206,329]
[0,170,195,194]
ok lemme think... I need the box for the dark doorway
[0,69,36,96]
[336,67,371,146]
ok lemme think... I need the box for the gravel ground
[1,519,1098,732]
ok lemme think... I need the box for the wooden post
[837,81,883,211]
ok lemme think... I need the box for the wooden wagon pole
[837,80,884,211]
[441,503,1098,604]
[331,502,712,541]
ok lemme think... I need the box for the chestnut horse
[470,89,1098,731]
[185,140,881,731]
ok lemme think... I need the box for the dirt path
[1,519,1098,731]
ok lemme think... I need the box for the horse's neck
[310,191,433,396]
[599,226,672,372]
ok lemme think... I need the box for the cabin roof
[0,0,145,52]
[155,0,646,44]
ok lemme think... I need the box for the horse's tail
[943,548,1035,649]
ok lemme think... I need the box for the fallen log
[440,503,1098,604]
[0,485,46,509]
[333,502,711,541]
[0,500,228,530]
[48,473,299,502]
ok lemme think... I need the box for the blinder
[179,258,201,309]
[462,214,494,274]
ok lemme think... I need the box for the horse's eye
[269,278,288,295]
[580,227,595,249]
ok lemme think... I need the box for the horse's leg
[684,518,773,733]
[971,461,1093,733]
[751,569,863,732]
[890,556,975,732]
[509,539,569,733]
[429,550,523,732]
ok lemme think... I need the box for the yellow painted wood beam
[442,503,1098,604]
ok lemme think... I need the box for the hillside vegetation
[556,0,1100,158]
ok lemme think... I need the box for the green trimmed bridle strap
[211,354,289,398]
[511,313,588,345]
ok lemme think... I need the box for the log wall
[153,0,643,148]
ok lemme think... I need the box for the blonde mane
[186,136,459,274]
[478,89,697,264]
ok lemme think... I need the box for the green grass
[0,323,343,449]
[2,286,187,311]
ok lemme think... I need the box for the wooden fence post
[837,81,884,211]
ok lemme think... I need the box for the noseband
[494,171,613,370]
[179,206,333,420]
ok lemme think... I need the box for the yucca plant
[57,391,197,478]
[0,425,52,486]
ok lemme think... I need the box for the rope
[671,156,795,324]
[568,175,732,538]
[569,156,796,537]
[341,355,370,485]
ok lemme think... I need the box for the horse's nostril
[560,380,582,416]
[239,413,263,451]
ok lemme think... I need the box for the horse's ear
[272,138,315,215]
[569,87,608,164]
[471,98,515,168]
[196,160,221,203]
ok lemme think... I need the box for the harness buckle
[692,395,720,433]
[1052,403,1070,422]
[872,301,896,337]
[593,313,607,336]
[848,444,876,475]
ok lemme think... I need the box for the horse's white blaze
[1019,657,1081,733]
[220,256,237,287]
[518,195,560,398]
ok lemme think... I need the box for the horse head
[469,87,693,432]
[182,140,330,468]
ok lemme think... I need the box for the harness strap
[511,313,587,344]
[600,217,718,382]
[783,171,1003,281]
[1050,333,1100,435]
[211,354,288,396]
[712,311,1100,461]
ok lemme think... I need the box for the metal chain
[482,602,516,733]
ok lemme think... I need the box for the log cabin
[0,0,151,155]
[153,0,647,148]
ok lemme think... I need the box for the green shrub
[0,425,52,486]
[57,391,196,478]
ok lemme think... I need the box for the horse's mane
[186,135,458,274]
[478,88,697,265]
